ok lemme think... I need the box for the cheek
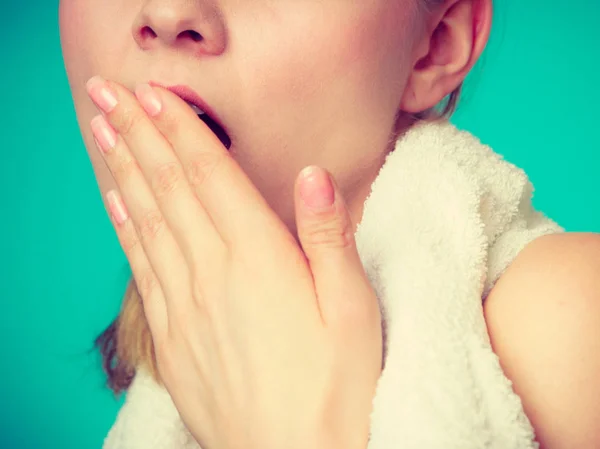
[59,0,93,76]
[60,0,102,144]
[60,0,129,90]
[59,0,96,139]
[59,0,132,133]
[59,0,127,194]
[328,4,415,111]
[232,4,413,147]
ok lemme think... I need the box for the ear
[400,0,492,113]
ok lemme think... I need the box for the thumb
[294,165,375,323]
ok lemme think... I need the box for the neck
[286,114,419,246]
[346,114,419,236]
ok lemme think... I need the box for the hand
[86,76,382,449]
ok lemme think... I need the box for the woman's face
[59,0,420,235]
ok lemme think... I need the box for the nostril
[182,30,203,42]
[140,26,157,40]
[138,27,202,43]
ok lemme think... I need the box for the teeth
[185,101,205,115]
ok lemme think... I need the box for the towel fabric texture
[103,120,564,449]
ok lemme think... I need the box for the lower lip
[148,82,231,150]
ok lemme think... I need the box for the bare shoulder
[484,232,600,448]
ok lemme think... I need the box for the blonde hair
[95,0,463,395]
[95,279,159,393]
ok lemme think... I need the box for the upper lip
[148,81,229,136]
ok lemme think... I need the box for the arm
[484,232,600,449]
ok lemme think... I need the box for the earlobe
[400,0,492,114]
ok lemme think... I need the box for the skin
[86,78,385,449]
[484,232,600,449]
[58,0,489,241]
[61,0,600,448]
[58,0,492,429]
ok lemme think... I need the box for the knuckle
[118,224,140,254]
[138,209,166,243]
[112,153,140,185]
[173,299,204,336]
[185,151,223,188]
[159,109,181,136]
[150,162,183,199]
[135,270,158,300]
[115,108,144,137]
[302,214,354,248]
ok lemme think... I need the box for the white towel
[103,119,564,449]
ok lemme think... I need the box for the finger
[88,89,192,316]
[293,166,379,328]
[105,189,169,341]
[87,76,223,285]
[140,83,279,247]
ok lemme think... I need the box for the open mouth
[186,101,232,150]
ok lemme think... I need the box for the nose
[133,0,226,55]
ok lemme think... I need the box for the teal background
[1,1,598,448]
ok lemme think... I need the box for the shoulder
[484,232,600,448]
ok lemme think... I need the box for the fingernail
[299,166,335,209]
[135,83,162,117]
[86,76,118,113]
[91,115,117,153]
[106,190,129,225]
